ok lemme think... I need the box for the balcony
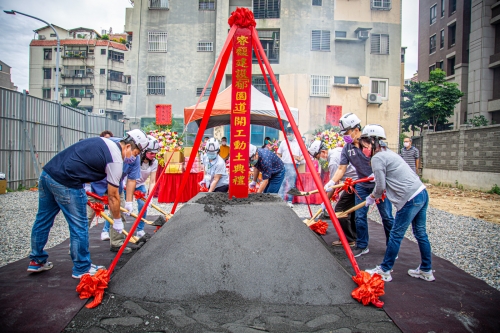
[149,0,169,10]
[62,51,87,59]
[61,93,94,99]
[489,53,500,68]
[492,2,500,24]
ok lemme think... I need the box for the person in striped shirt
[400,137,419,174]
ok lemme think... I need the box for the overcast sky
[0,0,419,92]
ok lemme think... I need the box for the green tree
[401,69,463,133]
[100,34,109,40]
[63,98,86,111]
[468,115,489,127]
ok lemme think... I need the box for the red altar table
[155,165,204,203]
[292,171,329,205]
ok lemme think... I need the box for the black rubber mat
[0,217,158,333]
[320,217,500,333]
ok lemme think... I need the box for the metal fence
[0,88,124,190]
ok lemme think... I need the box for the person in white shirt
[132,136,159,238]
[200,138,229,192]
[277,127,304,208]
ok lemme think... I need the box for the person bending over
[249,144,285,194]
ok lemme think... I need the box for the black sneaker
[110,246,132,254]
[352,247,369,257]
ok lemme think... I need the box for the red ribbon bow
[76,269,110,308]
[351,271,385,308]
[134,190,146,200]
[199,186,209,192]
[309,220,328,235]
[228,7,256,28]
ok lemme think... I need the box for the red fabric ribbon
[86,191,109,205]
[309,220,328,235]
[87,201,104,218]
[248,187,258,193]
[351,271,385,308]
[76,269,109,308]
[134,190,145,200]
[228,7,256,28]
[199,186,209,193]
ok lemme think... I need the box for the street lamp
[4,10,60,103]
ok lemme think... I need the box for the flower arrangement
[148,129,184,167]
[267,139,280,154]
[314,129,345,150]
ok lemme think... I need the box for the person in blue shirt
[248,144,285,194]
[28,129,148,279]
[88,136,142,253]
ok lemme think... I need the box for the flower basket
[148,129,185,167]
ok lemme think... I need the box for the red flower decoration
[228,7,256,28]
[351,271,385,308]
[309,220,328,235]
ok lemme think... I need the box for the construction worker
[360,125,434,283]
[28,129,148,279]
[87,129,148,253]
[200,138,229,192]
[249,144,285,194]
[326,113,394,257]
[308,140,358,246]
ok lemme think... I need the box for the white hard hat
[145,135,159,153]
[125,129,148,152]
[361,124,386,140]
[339,113,362,134]
[249,144,257,157]
[205,138,220,152]
[308,140,327,158]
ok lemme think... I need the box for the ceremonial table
[155,165,204,203]
[292,171,329,205]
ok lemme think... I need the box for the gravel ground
[1,191,499,291]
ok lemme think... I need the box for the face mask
[207,152,217,160]
[250,158,258,166]
[123,147,136,164]
[287,135,294,141]
[343,135,354,144]
[403,142,410,148]
[362,147,372,158]
[319,157,327,162]
[221,141,227,146]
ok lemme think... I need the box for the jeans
[380,189,432,272]
[354,184,394,249]
[30,171,92,276]
[126,185,146,232]
[278,163,297,202]
[264,168,285,194]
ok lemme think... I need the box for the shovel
[288,183,344,197]
[134,190,173,219]
[119,207,167,227]
[303,201,366,227]
[87,201,140,244]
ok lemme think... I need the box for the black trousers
[213,184,229,193]
[333,191,357,242]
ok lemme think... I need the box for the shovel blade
[287,187,304,196]
[152,215,167,227]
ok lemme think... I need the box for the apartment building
[0,60,17,91]
[124,0,401,147]
[467,0,500,124]
[29,26,129,120]
[418,0,471,129]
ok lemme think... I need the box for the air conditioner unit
[367,93,383,105]
[76,73,83,78]
[358,30,369,39]
[38,35,46,40]
[98,109,105,114]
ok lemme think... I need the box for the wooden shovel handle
[99,212,139,244]
[139,197,172,217]
[304,207,324,227]
[336,201,366,218]
[119,207,151,224]
[306,183,344,196]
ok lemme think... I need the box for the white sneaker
[72,264,106,279]
[136,230,146,238]
[101,231,110,241]
[408,266,435,282]
[287,201,294,209]
[365,265,392,282]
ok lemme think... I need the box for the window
[100,69,105,75]
[430,5,437,25]
[448,23,456,47]
[101,49,106,55]
[429,64,436,75]
[312,0,322,6]
[43,48,52,60]
[371,0,391,10]
[252,30,280,64]
[449,0,456,15]
[107,91,123,101]
[440,29,445,49]
[64,87,85,98]
[196,87,212,96]
[43,68,51,80]
[197,41,213,52]
[441,0,445,17]
[371,34,389,54]
[50,33,56,37]
[311,30,330,51]
[64,46,87,58]
[348,77,360,85]
[253,0,280,19]
[334,76,346,84]
[147,76,165,95]
[108,50,124,61]
[447,56,455,76]
[42,89,51,99]
[0,64,2,71]
[370,79,388,98]
[437,61,444,70]
[109,70,124,82]
[252,74,279,101]
[63,66,86,77]
[429,35,437,54]
[335,31,347,38]
[148,32,168,52]
[310,75,330,97]
[199,0,215,10]
[100,89,105,94]
[149,0,169,9]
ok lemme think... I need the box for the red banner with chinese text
[229,28,252,198]
[326,105,342,126]
[156,104,172,125]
